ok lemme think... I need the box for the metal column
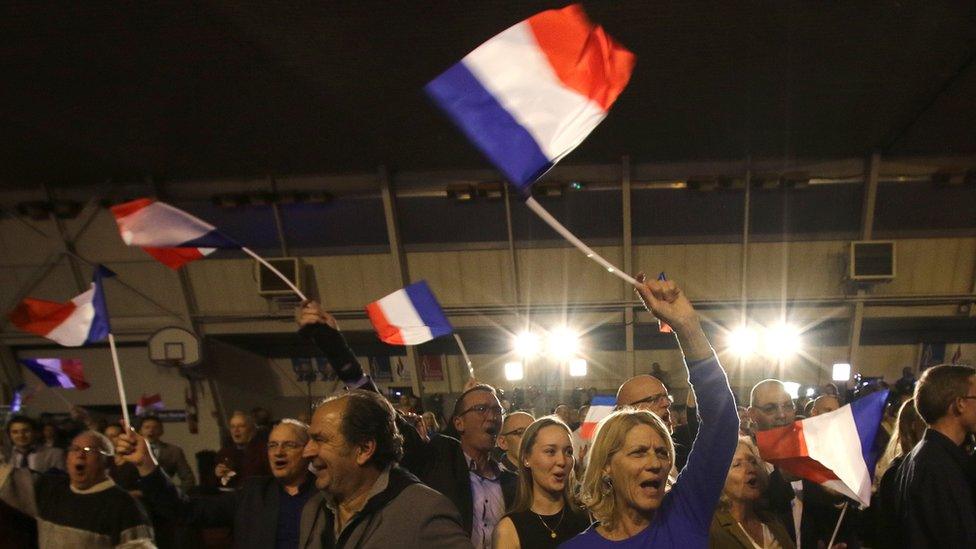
[622,156,636,377]
[848,153,881,365]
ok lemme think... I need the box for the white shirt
[464,451,505,549]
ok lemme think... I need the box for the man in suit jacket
[5,415,64,473]
[120,418,325,549]
[137,415,195,489]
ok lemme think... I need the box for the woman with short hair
[708,437,794,548]
[492,416,590,548]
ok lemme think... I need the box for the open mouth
[73,463,86,475]
[273,459,289,469]
[639,479,662,490]
[484,426,499,437]
[745,477,759,488]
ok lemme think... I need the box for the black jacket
[880,428,976,548]
[411,433,517,535]
[138,468,325,549]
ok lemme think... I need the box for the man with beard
[1,430,154,547]
[118,418,325,549]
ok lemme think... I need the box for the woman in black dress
[491,416,590,548]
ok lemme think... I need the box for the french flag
[136,393,165,416]
[580,395,616,440]
[757,390,888,506]
[425,4,635,192]
[110,198,240,269]
[20,358,89,389]
[366,281,453,345]
[9,266,113,347]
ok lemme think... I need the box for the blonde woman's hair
[579,409,674,529]
[717,437,769,511]
[874,398,925,486]
[509,416,579,514]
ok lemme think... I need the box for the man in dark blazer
[118,418,325,549]
[137,415,195,489]
[881,364,976,548]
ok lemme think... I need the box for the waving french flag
[9,266,113,347]
[757,390,888,507]
[580,395,616,440]
[20,358,90,389]
[425,4,634,192]
[110,198,240,269]
[366,281,453,345]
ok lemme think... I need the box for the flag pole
[453,333,475,378]
[107,333,132,429]
[241,246,308,301]
[524,197,638,287]
[48,387,74,410]
[827,501,849,548]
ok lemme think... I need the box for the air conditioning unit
[849,241,895,281]
[256,257,302,296]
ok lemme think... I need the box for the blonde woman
[561,275,738,548]
[491,417,590,548]
[709,438,794,548]
[873,397,925,488]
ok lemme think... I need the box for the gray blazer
[151,440,196,489]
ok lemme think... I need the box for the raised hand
[116,429,157,476]
[296,300,339,329]
[634,273,698,331]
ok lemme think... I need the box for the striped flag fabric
[136,393,165,416]
[19,358,89,389]
[9,266,113,347]
[425,4,634,192]
[366,281,453,345]
[580,395,616,440]
[110,198,240,269]
[757,390,888,506]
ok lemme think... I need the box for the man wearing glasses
[496,411,534,474]
[0,430,155,547]
[116,418,326,549]
[407,384,518,548]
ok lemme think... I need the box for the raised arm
[634,273,738,531]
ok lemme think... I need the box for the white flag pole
[107,333,131,429]
[524,197,638,287]
[241,246,308,302]
[453,333,475,378]
[827,501,849,548]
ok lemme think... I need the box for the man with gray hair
[1,429,155,547]
[118,418,324,549]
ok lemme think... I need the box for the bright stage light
[727,326,759,357]
[832,363,851,382]
[504,361,524,381]
[783,381,800,400]
[805,387,816,397]
[763,323,802,358]
[569,358,587,377]
[547,327,580,361]
[512,332,541,358]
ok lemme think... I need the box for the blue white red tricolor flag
[19,358,89,389]
[110,198,240,269]
[580,395,616,441]
[425,4,634,192]
[9,266,113,347]
[136,393,165,416]
[757,390,888,506]
[366,281,453,345]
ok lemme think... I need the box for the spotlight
[547,327,580,361]
[727,326,759,357]
[569,358,587,377]
[512,332,541,358]
[783,382,800,400]
[805,387,816,397]
[763,323,802,358]
[504,361,524,381]
[832,363,851,382]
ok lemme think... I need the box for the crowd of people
[2,274,975,548]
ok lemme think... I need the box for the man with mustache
[117,418,326,549]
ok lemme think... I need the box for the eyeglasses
[629,392,674,408]
[500,427,527,437]
[457,404,503,417]
[757,402,796,415]
[68,445,111,456]
[267,441,304,451]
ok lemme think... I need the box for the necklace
[534,507,565,539]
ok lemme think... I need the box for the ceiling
[1,1,974,187]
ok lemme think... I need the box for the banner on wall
[369,356,393,382]
[421,354,444,381]
[919,342,946,371]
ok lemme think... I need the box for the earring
[601,475,613,496]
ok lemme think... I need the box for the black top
[881,428,976,548]
[507,507,590,548]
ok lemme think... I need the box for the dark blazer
[709,508,795,549]
[880,428,976,548]
[139,468,325,549]
[410,433,517,535]
[152,440,196,489]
